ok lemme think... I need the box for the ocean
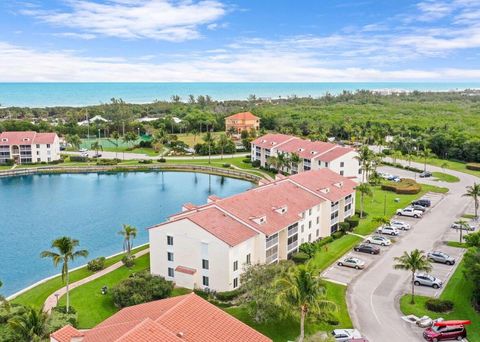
[0,82,479,108]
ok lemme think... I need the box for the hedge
[291,252,310,264]
[97,159,118,165]
[69,155,88,162]
[381,178,421,194]
[466,163,480,171]
[345,215,360,228]
[215,289,242,302]
[425,299,454,313]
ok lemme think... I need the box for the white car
[337,257,366,269]
[390,220,411,230]
[451,222,476,231]
[396,207,423,218]
[79,148,87,153]
[376,226,400,236]
[331,329,362,342]
[365,235,391,246]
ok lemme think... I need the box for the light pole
[54,293,60,306]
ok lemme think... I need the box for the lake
[0,171,253,296]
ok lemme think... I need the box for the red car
[423,320,470,341]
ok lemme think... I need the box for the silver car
[331,329,362,341]
[427,251,455,265]
[414,273,443,289]
[390,220,411,230]
[337,257,366,269]
[365,235,392,246]
[451,222,476,231]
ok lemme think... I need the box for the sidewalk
[43,248,149,313]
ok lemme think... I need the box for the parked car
[79,148,87,153]
[419,171,432,178]
[411,204,427,212]
[390,220,411,230]
[451,222,476,231]
[80,152,88,157]
[93,153,102,158]
[365,235,391,246]
[414,273,443,289]
[338,257,365,269]
[331,329,362,341]
[376,226,400,236]
[389,175,401,182]
[427,251,455,265]
[396,207,423,218]
[412,199,432,207]
[378,172,392,180]
[423,322,468,341]
[354,244,380,255]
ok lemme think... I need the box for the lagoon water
[1,82,480,107]
[0,172,253,296]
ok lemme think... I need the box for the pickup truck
[396,207,423,218]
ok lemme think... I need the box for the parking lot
[322,192,449,289]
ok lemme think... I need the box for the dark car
[419,171,432,178]
[423,324,467,341]
[354,244,380,255]
[412,199,432,207]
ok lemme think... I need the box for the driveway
[347,159,479,342]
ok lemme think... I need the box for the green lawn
[176,132,224,147]
[225,281,352,342]
[446,241,468,248]
[399,259,479,342]
[0,165,12,170]
[432,172,460,183]
[12,244,149,310]
[102,146,160,156]
[407,155,480,178]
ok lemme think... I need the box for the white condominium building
[149,169,356,292]
[0,131,60,164]
[251,133,361,180]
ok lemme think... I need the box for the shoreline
[6,243,149,301]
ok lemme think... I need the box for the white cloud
[21,0,227,41]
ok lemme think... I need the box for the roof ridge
[114,317,183,342]
[154,293,196,323]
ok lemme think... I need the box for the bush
[52,305,77,314]
[69,156,88,162]
[242,158,252,164]
[404,166,423,173]
[157,158,166,163]
[291,252,310,264]
[193,288,210,300]
[381,178,421,194]
[299,242,317,258]
[345,215,360,228]
[354,210,368,218]
[215,289,242,302]
[138,159,153,164]
[112,271,173,308]
[138,140,152,148]
[50,159,64,164]
[222,163,231,168]
[466,163,480,171]
[251,160,261,167]
[0,304,26,324]
[87,257,106,272]
[339,221,351,233]
[3,159,15,166]
[48,310,78,332]
[97,159,118,165]
[317,236,333,247]
[331,231,344,239]
[425,299,454,313]
[122,255,136,268]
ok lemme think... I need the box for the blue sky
[1,0,480,81]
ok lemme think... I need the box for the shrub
[50,159,64,164]
[345,215,360,228]
[339,221,351,233]
[331,231,344,239]
[193,288,210,300]
[425,299,454,313]
[405,166,423,173]
[354,210,368,218]
[251,160,261,167]
[121,255,136,268]
[317,236,334,247]
[87,257,106,272]
[52,305,77,314]
[381,178,421,194]
[242,158,252,164]
[48,309,78,332]
[138,159,153,164]
[138,140,152,148]
[112,271,173,308]
[0,304,26,324]
[222,163,231,168]
[299,242,317,258]
[69,156,88,162]
[97,159,118,165]
[157,158,166,163]
[466,163,480,171]
[291,252,310,264]
[215,289,242,302]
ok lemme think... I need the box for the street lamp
[54,293,60,306]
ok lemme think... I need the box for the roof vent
[298,148,304,152]
[1,138,7,142]
[251,215,267,225]
[23,138,30,142]
[310,151,317,154]
[273,205,288,215]
[320,187,330,194]
[334,182,344,188]
[262,139,267,143]
[177,332,184,338]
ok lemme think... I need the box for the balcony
[331,216,339,225]
[344,208,353,218]
[288,225,298,237]
[265,253,278,264]
[345,196,353,205]
[266,235,278,249]
[287,240,298,251]
[331,203,339,212]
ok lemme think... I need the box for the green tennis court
[80,135,151,149]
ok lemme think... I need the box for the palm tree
[267,156,280,172]
[0,280,8,310]
[65,134,81,151]
[118,224,138,256]
[463,183,480,219]
[217,133,229,160]
[355,146,373,182]
[8,307,48,342]
[372,216,390,228]
[356,183,372,218]
[90,141,102,157]
[40,237,88,313]
[203,131,216,164]
[111,131,120,159]
[393,249,432,304]
[453,219,469,243]
[290,152,301,174]
[419,148,433,172]
[277,152,289,173]
[275,265,337,342]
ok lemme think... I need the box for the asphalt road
[348,159,479,342]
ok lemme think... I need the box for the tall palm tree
[453,220,469,243]
[355,146,373,182]
[118,224,138,256]
[463,183,480,219]
[277,152,289,173]
[356,183,372,218]
[65,134,81,151]
[275,265,337,342]
[394,249,432,304]
[8,307,48,342]
[40,237,88,313]
[290,152,301,174]
[419,148,433,172]
[267,156,280,172]
[111,131,120,159]
[217,133,229,160]
[90,141,103,157]
[203,131,216,164]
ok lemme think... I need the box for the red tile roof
[0,131,57,145]
[251,133,295,149]
[175,265,196,275]
[226,112,259,121]
[63,293,272,342]
[50,324,83,342]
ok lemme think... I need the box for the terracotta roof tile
[251,133,295,149]
[226,112,259,121]
[0,131,57,145]
[50,324,83,342]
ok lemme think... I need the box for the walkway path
[43,248,149,313]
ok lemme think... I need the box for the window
[340,162,344,167]
[308,221,312,229]
[167,252,174,262]
[301,225,304,233]
[358,169,362,174]
[48,157,51,162]
[36,144,40,148]
[233,277,238,288]
[37,158,40,162]
[203,276,209,287]
[340,170,344,176]
[308,208,312,215]
[202,259,209,270]
[167,236,173,245]
[308,234,312,242]
[325,162,329,167]
[316,229,319,237]
[233,261,238,271]
[36,151,39,155]
[168,267,174,277]
[246,254,251,265]
[46,144,50,148]
[316,217,319,224]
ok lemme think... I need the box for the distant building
[77,115,110,126]
[251,133,361,180]
[225,112,260,134]
[0,131,60,164]
[50,293,271,342]
[149,169,356,292]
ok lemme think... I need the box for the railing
[288,226,298,237]
[345,197,353,205]
[331,203,339,212]
[331,216,339,225]
[265,253,278,264]
[287,240,298,251]
[266,236,279,249]
[344,209,353,217]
